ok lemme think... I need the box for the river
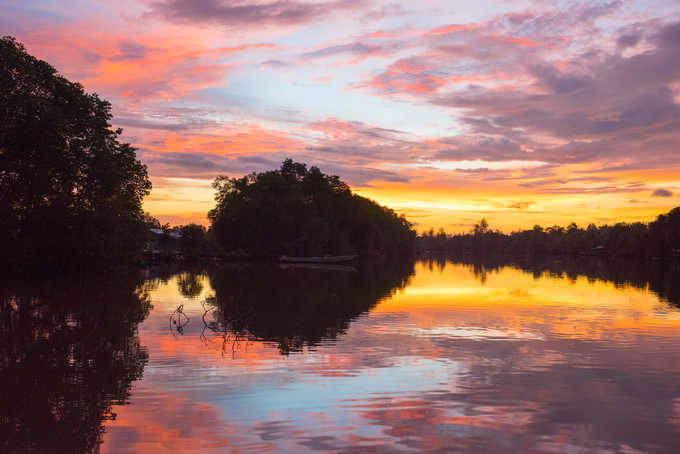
[2,256,680,453]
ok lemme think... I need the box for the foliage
[143,213,161,229]
[416,207,680,259]
[0,37,152,273]
[178,223,215,259]
[208,159,415,259]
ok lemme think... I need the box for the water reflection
[369,257,680,452]
[8,257,680,452]
[421,252,680,306]
[204,259,415,355]
[107,258,680,452]
[0,274,150,453]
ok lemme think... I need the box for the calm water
[3,257,680,453]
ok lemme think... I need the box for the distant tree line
[208,159,416,259]
[417,207,680,258]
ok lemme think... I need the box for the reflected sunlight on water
[90,260,680,453]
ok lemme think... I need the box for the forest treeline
[417,207,680,258]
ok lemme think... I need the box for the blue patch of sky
[222,61,460,137]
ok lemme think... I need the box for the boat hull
[279,255,357,263]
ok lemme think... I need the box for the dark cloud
[301,43,374,59]
[142,137,414,187]
[517,182,648,195]
[148,0,369,27]
[322,164,411,186]
[652,188,674,197]
[574,0,623,22]
[616,32,641,49]
[141,149,299,180]
[507,202,533,210]
[81,49,104,64]
[140,149,225,178]
[529,63,594,95]
[112,106,230,132]
[305,146,412,183]
[434,136,526,161]
[452,167,494,174]
[113,39,149,61]
[301,119,430,168]
[262,59,289,67]
[653,20,680,48]
[519,177,646,195]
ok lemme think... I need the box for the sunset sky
[3,0,680,232]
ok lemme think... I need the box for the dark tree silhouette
[417,207,680,259]
[208,159,415,259]
[0,274,150,452]
[206,259,415,355]
[178,223,213,260]
[0,37,152,273]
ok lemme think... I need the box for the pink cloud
[369,56,452,93]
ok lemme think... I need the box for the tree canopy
[208,159,415,259]
[0,37,152,273]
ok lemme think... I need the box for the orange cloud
[496,35,545,47]
[138,127,302,156]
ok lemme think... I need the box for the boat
[278,254,357,263]
[279,263,357,272]
[578,246,607,256]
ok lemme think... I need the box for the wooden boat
[578,246,606,256]
[279,263,357,272]
[279,254,357,263]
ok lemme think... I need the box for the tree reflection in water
[0,274,151,453]
[203,259,415,355]
[420,253,680,307]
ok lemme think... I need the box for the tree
[208,160,415,259]
[179,223,209,259]
[472,219,489,235]
[0,37,152,272]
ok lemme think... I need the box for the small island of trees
[208,159,416,260]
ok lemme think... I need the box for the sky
[3,0,680,232]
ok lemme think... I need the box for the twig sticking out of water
[170,303,190,336]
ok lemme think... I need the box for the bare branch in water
[169,304,190,337]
